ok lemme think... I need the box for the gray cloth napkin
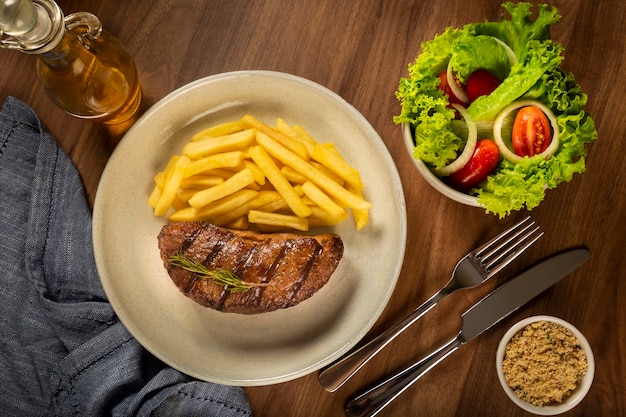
[0,96,252,417]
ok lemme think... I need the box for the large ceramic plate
[93,70,407,386]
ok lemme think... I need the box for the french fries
[182,129,255,159]
[187,168,255,209]
[148,115,371,231]
[312,143,363,190]
[248,210,309,232]
[249,141,311,218]
[153,155,189,217]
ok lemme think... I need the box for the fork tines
[474,216,544,278]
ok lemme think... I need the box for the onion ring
[493,99,560,163]
[491,36,518,67]
[435,103,478,176]
[446,60,469,104]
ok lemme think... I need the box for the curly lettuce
[394,2,597,217]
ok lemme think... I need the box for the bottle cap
[0,0,64,53]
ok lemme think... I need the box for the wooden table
[2,0,624,415]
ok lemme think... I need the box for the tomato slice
[466,70,500,102]
[438,71,466,106]
[512,106,552,157]
[448,139,500,190]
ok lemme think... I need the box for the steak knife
[345,248,591,417]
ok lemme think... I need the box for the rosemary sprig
[169,251,267,292]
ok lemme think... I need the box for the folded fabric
[0,97,252,417]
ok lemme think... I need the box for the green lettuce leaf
[394,27,468,168]
[467,39,563,122]
[472,2,560,62]
[450,34,511,83]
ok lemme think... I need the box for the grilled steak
[157,222,344,314]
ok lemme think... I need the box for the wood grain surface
[1,1,624,416]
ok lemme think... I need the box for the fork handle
[319,291,446,392]
[344,335,463,417]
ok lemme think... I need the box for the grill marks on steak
[158,222,343,314]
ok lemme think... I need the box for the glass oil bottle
[0,0,141,124]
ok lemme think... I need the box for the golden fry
[310,161,345,185]
[182,129,255,159]
[191,120,243,141]
[312,143,364,190]
[148,155,178,208]
[240,115,309,160]
[275,118,298,138]
[147,185,161,208]
[307,206,349,228]
[170,189,258,222]
[178,188,196,202]
[154,155,189,216]
[183,151,244,178]
[301,181,346,218]
[188,168,255,209]
[180,174,225,189]
[255,132,371,211]
[203,168,239,179]
[225,216,249,230]
[346,184,369,230]
[256,197,289,213]
[275,118,315,156]
[248,210,309,232]
[214,190,281,226]
[280,165,308,184]
[249,143,312,218]
[171,193,188,212]
[291,125,318,147]
[242,160,266,185]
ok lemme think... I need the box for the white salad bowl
[401,122,481,207]
[496,315,595,415]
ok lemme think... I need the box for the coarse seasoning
[502,320,588,407]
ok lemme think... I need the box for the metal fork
[318,216,543,392]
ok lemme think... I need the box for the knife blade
[461,247,590,340]
[345,248,591,417]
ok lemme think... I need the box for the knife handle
[319,291,445,392]
[345,334,463,417]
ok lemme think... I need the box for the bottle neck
[37,12,103,69]
[0,0,64,54]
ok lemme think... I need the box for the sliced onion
[490,36,518,67]
[493,99,560,163]
[446,59,469,104]
[435,104,477,176]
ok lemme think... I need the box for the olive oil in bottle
[1,0,142,124]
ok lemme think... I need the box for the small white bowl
[401,122,481,207]
[496,315,595,415]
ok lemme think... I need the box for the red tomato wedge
[466,70,500,102]
[512,106,552,157]
[448,139,500,190]
[438,71,466,106]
